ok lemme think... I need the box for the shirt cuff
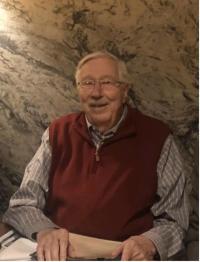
[142,230,167,261]
[21,220,60,240]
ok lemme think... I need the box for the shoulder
[49,112,82,142]
[134,108,171,136]
[51,112,80,127]
[126,106,171,150]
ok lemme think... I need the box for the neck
[95,124,112,134]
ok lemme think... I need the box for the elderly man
[3,51,189,261]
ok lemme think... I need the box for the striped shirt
[2,109,190,260]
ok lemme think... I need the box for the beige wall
[0,0,198,215]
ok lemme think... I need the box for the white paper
[0,237,37,261]
[0,230,15,243]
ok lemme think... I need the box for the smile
[90,103,108,108]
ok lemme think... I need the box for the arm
[186,143,199,260]
[112,135,190,260]
[142,134,190,260]
[2,129,70,260]
[2,128,58,239]
[0,222,10,237]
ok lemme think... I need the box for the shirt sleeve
[142,134,191,260]
[2,128,59,240]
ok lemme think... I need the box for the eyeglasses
[77,78,123,91]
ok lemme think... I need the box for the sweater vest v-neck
[45,106,170,241]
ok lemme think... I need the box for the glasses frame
[77,78,124,91]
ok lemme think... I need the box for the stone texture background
[0,0,198,217]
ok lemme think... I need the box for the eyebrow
[80,75,116,80]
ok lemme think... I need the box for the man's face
[77,57,128,132]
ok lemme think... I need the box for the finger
[131,253,145,261]
[121,245,131,261]
[37,245,45,261]
[112,243,124,258]
[44,246,52,261]
[135,253,153,261]
[59,239,68,261]
[59,229,69,260]
[130,248,151,260]
[51,240,60,261]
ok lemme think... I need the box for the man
[3,51,189,261]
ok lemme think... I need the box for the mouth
[89,103,108,113]
[89,103,108,108]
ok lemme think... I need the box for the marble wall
[0,0,198,216]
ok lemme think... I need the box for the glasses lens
[78,78,121,90]
[80,80,94,89]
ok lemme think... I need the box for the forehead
[78,57,119,79]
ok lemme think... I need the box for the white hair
[75,51,130,84]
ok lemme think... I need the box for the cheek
[78,90,89,103]
[108,91,126,104]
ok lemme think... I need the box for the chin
[89,113,111,126]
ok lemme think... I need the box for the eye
[83,80,94,86]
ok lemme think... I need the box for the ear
[122,83,129,103]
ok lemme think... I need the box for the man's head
[75,51,130,133]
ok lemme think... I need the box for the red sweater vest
[46,106,170,241]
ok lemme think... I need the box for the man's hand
[36,228,69,261]
[111,235,157,261]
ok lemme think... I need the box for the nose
[90,81,103,98]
